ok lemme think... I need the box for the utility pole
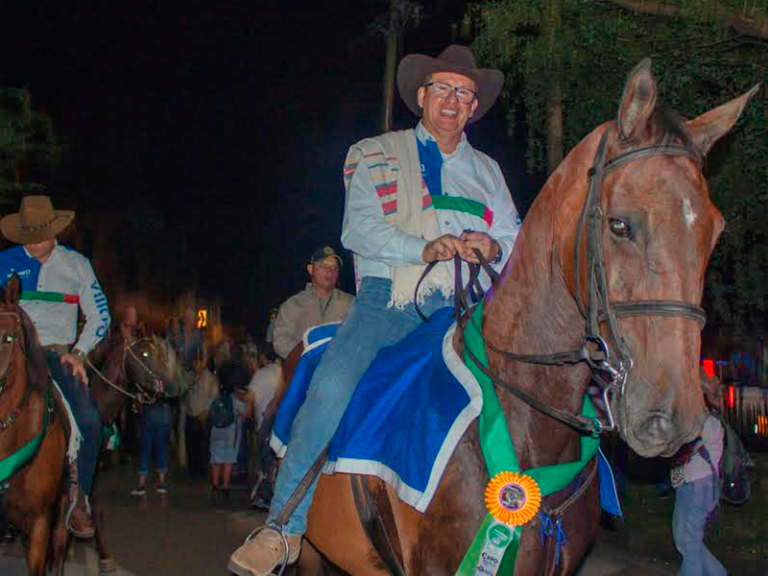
[382,0,400,133]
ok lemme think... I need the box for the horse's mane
[19,307,52,395]
[185,367,220,416]
[151,334,186,396]
[152,334,178,377]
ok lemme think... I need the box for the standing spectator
[209,361,253,505]
[184,349,218,475]
[130,399,172,496]
[126,306,172,496]
[181,308,204,369]
[120,306,138,338]
[234,348,259,482]
[264,309,278,358]
[167,316,183,354]
[670,372,727,576]
[247,350,283,508]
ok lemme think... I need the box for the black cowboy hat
[396,45,504,123]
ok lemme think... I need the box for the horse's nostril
[638,413,674,444]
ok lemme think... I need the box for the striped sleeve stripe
[382,200,397,215]
[376,183,397,198]
[430,195,494,227]
[20,290,80,304]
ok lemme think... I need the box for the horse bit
[458,128,707,434]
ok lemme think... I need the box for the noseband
[462,129,706,434]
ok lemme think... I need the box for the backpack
[712,414,752,505]
[209,393,235,429]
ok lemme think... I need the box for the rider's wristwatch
[72,348,86,363]
[490,242,503,265]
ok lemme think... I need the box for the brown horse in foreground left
[0,277,67,576]
[273,61,759,575]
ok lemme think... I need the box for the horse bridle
[88,337,168,404]
[124,338,168,387]
[0,311,33,431]
[0,312,22,386]
[459,129,707,434]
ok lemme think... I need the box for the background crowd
[115,303,283,510]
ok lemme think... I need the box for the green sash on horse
[457,302,600,575]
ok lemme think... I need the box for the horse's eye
[3,334,14,344]
[142,351,150,358]
[609,218,632,239]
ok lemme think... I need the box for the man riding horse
[272,245,354,360]
[229,44,521,576]
[0,195,110,539]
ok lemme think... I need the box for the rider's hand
[422,234,464,263]
[61,353,89,385]
[458,231,500,264]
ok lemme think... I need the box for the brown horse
[289,61,759,575]
[0,277,67,576]
[49,332,178,576]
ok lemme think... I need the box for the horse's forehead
[0,309,21,328]
[605,158,713,222]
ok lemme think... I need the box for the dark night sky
[0,1,532,335]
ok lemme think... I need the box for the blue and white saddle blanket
[271,308,621,515]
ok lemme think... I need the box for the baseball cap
[310,246,342,267]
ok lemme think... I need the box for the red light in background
[728,386,735,410]
[702,358,715,379]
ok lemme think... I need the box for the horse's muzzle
[635,410,675,449]
[624,407,703,457]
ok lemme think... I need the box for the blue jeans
[46,351,102,495]
[267,277,452,536]
[673,475,726,576]
[138,403,171,477]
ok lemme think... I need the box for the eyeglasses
[423,81,477,104]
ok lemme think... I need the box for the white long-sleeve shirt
[342,122,521,290]
[0,244,111,355]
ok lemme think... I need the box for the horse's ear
[137,322,147,339]
[617,58,657,144]
[684,84,761,157]
[4,275,20,306]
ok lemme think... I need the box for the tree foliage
[0,88,62,199]
[472,0,768,329]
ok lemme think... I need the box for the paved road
[0,461,676,575]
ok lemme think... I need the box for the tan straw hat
[0,195,74,244]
